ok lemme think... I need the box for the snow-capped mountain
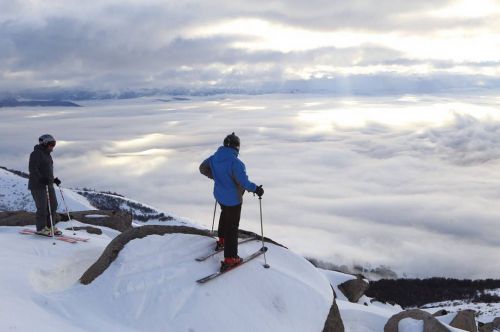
[1,167,499,332]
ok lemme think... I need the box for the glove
[39,177,49,185]
[54,177,61,186]
[255,185,264,197]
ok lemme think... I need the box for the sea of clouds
[1,94,500,278]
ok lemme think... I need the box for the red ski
[195,237,259,261]
[19,229,89,243]
[196,247,268,284]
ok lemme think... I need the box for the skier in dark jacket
[200,132,264,271]
[28,134,62,236]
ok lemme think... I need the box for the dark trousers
[31,186,58,231]
[218,203,242,258]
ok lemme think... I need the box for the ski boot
[36,226,53,236]
[36,226,62,236]
[52,226,62,236]
[215,238,224,251]
[220,256,242,272]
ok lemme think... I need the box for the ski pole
[58,185,76,235]
[211,200,217,237]
[46,185,56,245]
[259,196,270,268]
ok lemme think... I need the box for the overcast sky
[1,0,500,93]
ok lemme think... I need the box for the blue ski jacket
[200,146,257,206]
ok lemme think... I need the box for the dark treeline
[366,278,500,308]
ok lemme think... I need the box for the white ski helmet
[38,134,56,145]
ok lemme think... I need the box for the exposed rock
[478,317,500,332]
[0,211,36,226]
[80,225,211,285]
[385,309,449,332]
[450,310,477,332]
[433,309,449,317]
[238,228,287,248]
[338,275,369,303]
[323,286,344,332]
[67,226,102,235]
[61,210,132,232]
[0,210,129,232]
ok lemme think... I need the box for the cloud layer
[2,94,500,278]
[1,0,499,93]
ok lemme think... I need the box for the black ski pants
[31,186,58,231]
[218,203,242,258]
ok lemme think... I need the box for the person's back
[200,133,264,271]
[209,145,254,206]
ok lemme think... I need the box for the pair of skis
[195,237,268,284]
[19,228,89,244]
[195,237,258,261]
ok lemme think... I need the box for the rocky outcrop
[450,310,477,332]
[80,225,211,285]
[338,275,369,303]
[61,210,132,232]
[238,228,287,249]
[432,309,449,317]
[385,309,449,332]
[0,211,37,226]
[323,286,344,332]
[479,317,500,332]
[67,226,103,235]
[0,210,130,232]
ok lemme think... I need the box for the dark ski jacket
[28,144,54,190]
[200,146,257,206]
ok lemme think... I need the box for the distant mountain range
[0,98,81,108]
[2,73,499,103]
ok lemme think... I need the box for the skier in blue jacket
[200,132,264,271]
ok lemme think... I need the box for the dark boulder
[323,286,344,332]
[432,309,449,317]
[478,317,500,332]
[450,310,477,332]
[385,309,449,332]
[0,211,37,226]
[338,275,369,303]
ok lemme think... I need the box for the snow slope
[0,228,334,332]
[0,167,494,331]
[0,167,94,212]
[0,224,113,331]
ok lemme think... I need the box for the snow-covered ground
[0,221,483,332]
[1,165,497,331]
[422,300,500,325]
[0,226,333,332]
